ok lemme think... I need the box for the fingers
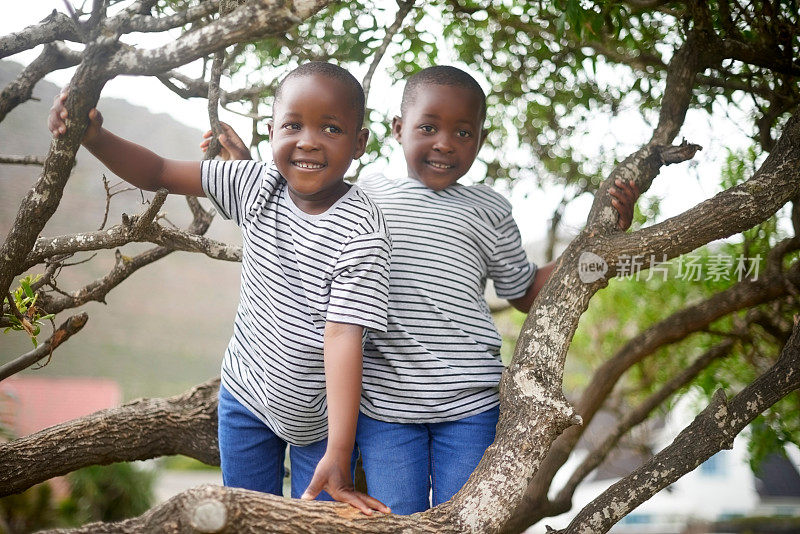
[300,476,324,502]
[49,92,68,137]
[88,108,103,127]
[609,179,639,230]
[334,490,373,516]
[359,492,391,514]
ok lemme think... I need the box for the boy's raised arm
[49,90,204,197]
[508,179,640,313]
[301,321,390,515]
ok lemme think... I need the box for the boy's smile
[268,73,368,213]
[392,84,487,191]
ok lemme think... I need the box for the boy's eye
[282,123,301,130]
[457,130,472,138]
[322,125,342,134]
[419,125,436,133]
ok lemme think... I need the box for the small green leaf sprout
[3,275,55,348]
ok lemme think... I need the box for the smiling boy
[352,67,637,513]
[49,62,391,514]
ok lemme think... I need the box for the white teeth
[294,161,324,169]
[427,161,453,169]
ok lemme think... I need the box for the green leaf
[21,280,33,299]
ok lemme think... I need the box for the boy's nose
[432,135,455,153]
[296,132,320,151]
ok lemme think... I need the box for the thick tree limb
[0,41,114,298]
[505,260,799,532]
[0,42,81,123]
[0,379,221,497]
[558,318,800,534]
[113,0,221,33]
[105,0,336,76]
[0,11,82,60]
[0,312,88,381]
[611,110,800,263]
[497,106,800,532]
[47,484,452,534]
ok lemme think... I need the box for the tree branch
[0,312,88,381]
[0,155,46,166]
[104,0,336,76]
[611,109,800,264]
[558,318,800,534]
[0,11,82,60]
[0,379,221,496]
[47,484,451,534]
[155,69,271,104]
[112,0,220,33]
[502,260,800,532]
[549,338,736,514]
[0,40,115,298]
[361,0,415,100]
[22,216,241,273]
[0,42,81,123]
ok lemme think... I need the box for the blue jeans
[355,406,499,514]
[217,384,356,500]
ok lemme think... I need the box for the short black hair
[274,62,366,127]
[400,66,486,121]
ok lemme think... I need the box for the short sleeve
[488,213,537,299]
[327,232,392,332]
[201,160,279,226]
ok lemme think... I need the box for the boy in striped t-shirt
[206,66,638,513]
[49,63,391,515]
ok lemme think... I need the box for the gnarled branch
[559,318,800,534]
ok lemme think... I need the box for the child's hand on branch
[48,88,103,144]
[301,451,390,516]
[200,122,251,161]
[609,179,640,230]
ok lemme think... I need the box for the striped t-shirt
[201,160,391,445]
[358,172,535,423]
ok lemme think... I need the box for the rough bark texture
[0,42,80,122]
[0,43,113,298]
[45,485,455,534]
[0,379,220,497]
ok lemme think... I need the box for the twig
[362,0,416,100]
[3,292,24,323]
[0,313,88,381]
[0,155,46,166]
[98,174,137,230]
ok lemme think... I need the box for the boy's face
[268,74,368,207]
[392,84,487,191]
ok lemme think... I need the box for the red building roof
[0,376,121,438]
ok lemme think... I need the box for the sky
[3,2,763,250]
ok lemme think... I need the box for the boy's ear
[266,119,274,140]
[391,116,403,143]
[478,128,489,150]
[353,127,370,159]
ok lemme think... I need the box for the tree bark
[0,379,220,497]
